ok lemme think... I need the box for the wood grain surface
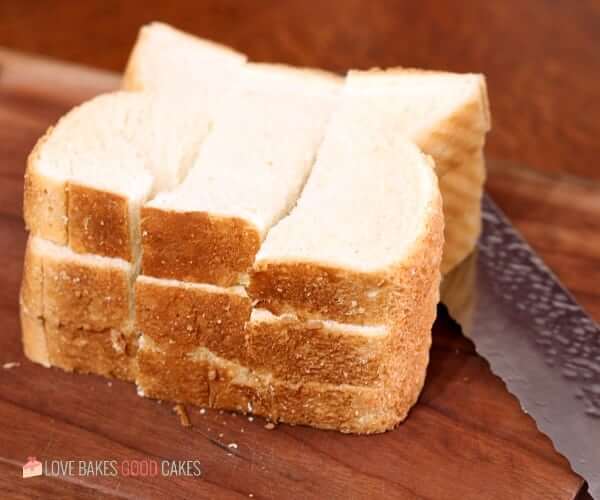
[0,2,599,496]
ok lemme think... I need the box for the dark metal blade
[442,194,600,497]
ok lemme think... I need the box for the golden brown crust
[382,278,438,419]
[20,308,136,381]
[141,207,261,286]
[135,277,439,433]
[23,133,69,246]
[136,347,211,403]
[247,316,387,386]
[248,278,438,387]
[439,151,486,273]
[40,251,130,332]
[249,191,444,327]
[20,309,50,368]
[24,130,135,261]
[20,236,135,380]
[136,346,401,433]
[135,276,251,363]
[21,234,438,432]
[45,320,136,381]
[68,182,132,261]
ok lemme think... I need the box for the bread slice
[135,275,393,387]
[247,271,439,386]
[20,236,136,380]
[141,64,340,286]
[123,22,246,104]
[249,82,444,327]
[136,277,437,435]
[122,28,488,275]
[135,275,251,364]
[344,68,490,176]
[136,343,392,434]
[24,91,217,260]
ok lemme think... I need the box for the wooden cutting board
[0,49,591,499]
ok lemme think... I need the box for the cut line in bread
[24,92,222,260]
[141,64,340,286]
[250,82,444,326]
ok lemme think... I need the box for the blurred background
[1,0,599,318]
[1,0,599,178]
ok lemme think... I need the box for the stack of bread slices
[20,23,490,433]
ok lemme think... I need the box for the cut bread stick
[141,64,340,286]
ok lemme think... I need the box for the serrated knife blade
[442,194,600,498]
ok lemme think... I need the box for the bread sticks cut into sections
[136,279,437,435]
[135,275,251,364]
[344,68,490,177]
[20,236,136,380]
[24,92,220,260]
[136,343,392,433]
[141,64,340,286]
[250,84,444,327]
[123,22,246,104]
[246,309,388,386]
[247,275,438,387]
[135,275,433,388]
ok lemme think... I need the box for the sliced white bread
[23,92,218,261]
[344,68,490,177]
[250,82,444,327]
[123,27,489,275]
[20,236,136,380]
[123,22,246,103]
[141,63,340,286]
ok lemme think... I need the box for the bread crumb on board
[3,362,20,370]
[264,422,276,430]
[173,404,192,427]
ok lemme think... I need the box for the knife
[442,194,600,498]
